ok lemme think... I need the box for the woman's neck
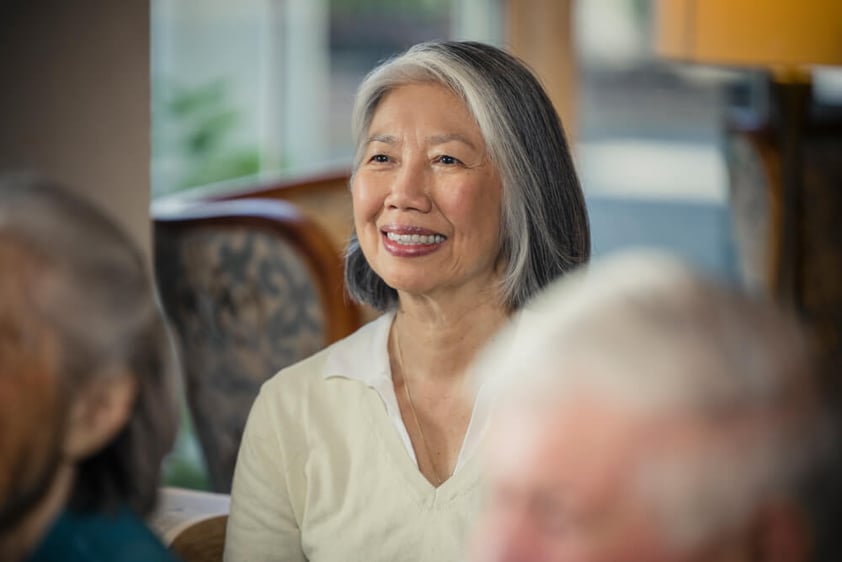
[392,292,510,385]
[389,287,510,486]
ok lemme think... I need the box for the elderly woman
[0,176,180,561]
[225,40,589,561]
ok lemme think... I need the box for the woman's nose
[384,160,432,212]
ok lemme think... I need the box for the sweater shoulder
[259,312,389,402]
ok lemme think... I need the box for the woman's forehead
[366,84,485,146]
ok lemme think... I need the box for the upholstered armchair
[154,197,359,494]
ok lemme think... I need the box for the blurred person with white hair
[0,175,181,561]
[469,252,831,562]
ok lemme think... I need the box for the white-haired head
[477,251,829,554]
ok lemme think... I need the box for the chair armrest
[170,515,228,562]
[149,487,230,562]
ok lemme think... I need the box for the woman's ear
[63,372,138,461]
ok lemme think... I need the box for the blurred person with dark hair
[0,176,181,561]
[226,40,589,561]
[470,252,831,562]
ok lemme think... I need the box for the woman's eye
[437,155,460,165]
[370,154,390,163]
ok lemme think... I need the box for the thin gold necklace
[393,324,446,486]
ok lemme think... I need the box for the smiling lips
[386,232,446,245]
[381,225,447,257]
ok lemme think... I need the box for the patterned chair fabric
[154,198,358,492]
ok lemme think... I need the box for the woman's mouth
[385,232,446,245]
[380,227,447,257]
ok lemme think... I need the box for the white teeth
[386,232,445,245]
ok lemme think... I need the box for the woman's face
[352,83,504,304]
[0,254,64,538]
[0,346,63,533]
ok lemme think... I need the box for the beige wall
[0,0,151,257]
[506,0,578,141]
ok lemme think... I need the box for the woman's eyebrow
[366,134,398,145]
[366,132,478,149]
[428,133,477,149]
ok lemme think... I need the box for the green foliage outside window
[153,78,261,195]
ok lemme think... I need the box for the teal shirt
[27,506,180,562]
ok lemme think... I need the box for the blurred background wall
[0,0,151,256]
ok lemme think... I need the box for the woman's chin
[381,273,451,300]
[387,279,499,305]
[375,263,502,304]
[385,279,438,298]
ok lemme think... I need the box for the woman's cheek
[352,176,385,223]
[0,358,60,496]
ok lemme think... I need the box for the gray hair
[345,40,590,311]
[481,251,829,552]
[0,175,179,517]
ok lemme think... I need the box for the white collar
[317,307,533,476]
[322,310,420,463]
[322,309,395,385]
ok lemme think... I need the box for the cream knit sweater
[224,317,484,562]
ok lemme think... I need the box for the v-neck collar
[321,310,486,482]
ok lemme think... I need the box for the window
[151,0,502,198]
[575,0,751,278]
